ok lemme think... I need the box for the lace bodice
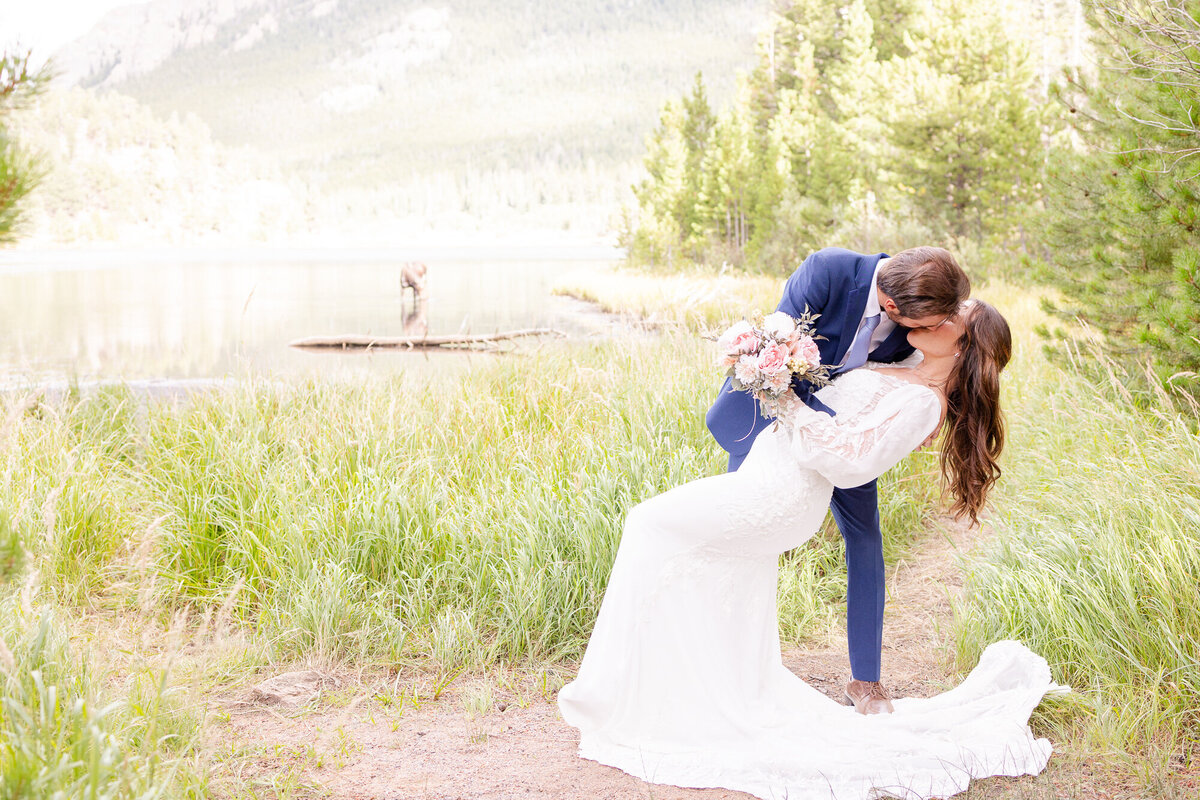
[780,367,942,489]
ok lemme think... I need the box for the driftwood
[289,328,565,350]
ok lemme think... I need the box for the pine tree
[747,0,884,263]
[626,99,689,265]
[862,0,921,60]
[624,0,1050,272]
[0,50,51,245]
[876,0,1042,244]
[679,73,717,251]
[695,107,757,258]
[624,75,719,265]
[1041,0,1200,395]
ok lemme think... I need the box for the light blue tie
[837,314,881,374]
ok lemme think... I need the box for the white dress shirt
[866,257,896,351]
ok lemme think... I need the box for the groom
[706,246,969,715]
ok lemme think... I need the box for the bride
[557,300,1059,800]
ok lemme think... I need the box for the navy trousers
[726,451,885,682]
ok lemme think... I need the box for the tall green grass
[954,285,1200,767]
[1,330,935,673]
[0,597,205,798]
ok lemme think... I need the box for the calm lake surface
[0,245,620,389]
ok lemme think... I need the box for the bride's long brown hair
[941,301,1012,525]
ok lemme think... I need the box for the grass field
[0,268,1195,797]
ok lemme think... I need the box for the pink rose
[718,321,749,348]
[731,330,760,355]
[791,336,822,369]
[757,342,790,375]
[718,321,761,356]
[719,321,762,356]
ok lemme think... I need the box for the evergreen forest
[624,0,1199,398]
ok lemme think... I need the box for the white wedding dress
[558,367,1059,800]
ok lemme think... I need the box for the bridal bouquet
[717,311,830,419]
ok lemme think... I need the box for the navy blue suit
[704,248,915,682]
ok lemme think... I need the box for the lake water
[0,245,620,389]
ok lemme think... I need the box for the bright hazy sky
[1,1,148,65]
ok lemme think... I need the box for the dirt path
[783,516,983,706]
[212,517,987,800]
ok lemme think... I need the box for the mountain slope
[54,0,766,234]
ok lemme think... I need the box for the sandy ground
[209,515,992,800]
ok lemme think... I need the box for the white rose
[762,312,796,340]
[734,354,759,385]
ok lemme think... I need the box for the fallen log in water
[288,328,565,349]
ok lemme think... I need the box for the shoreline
[0,241,626,273]
[0,293,651,397]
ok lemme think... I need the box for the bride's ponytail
[941,301,1012,525]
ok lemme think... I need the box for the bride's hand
[776,390,811,422]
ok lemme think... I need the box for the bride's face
[906,301,971,357]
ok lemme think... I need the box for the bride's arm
[785,382,941,488]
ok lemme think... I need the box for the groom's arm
[779,251,838,412]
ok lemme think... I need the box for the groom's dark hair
[877,247,970,319]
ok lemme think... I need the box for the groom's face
[881,299,956,332]
[905,301,972,355]
[898,312,956,332]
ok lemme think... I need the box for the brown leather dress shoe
[845,679,895,715]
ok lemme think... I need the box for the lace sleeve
[786,379,941,488]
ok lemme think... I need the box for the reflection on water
[402,295,430,340]
[0,247,616,386]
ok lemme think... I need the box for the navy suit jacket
[705,248,916,460]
